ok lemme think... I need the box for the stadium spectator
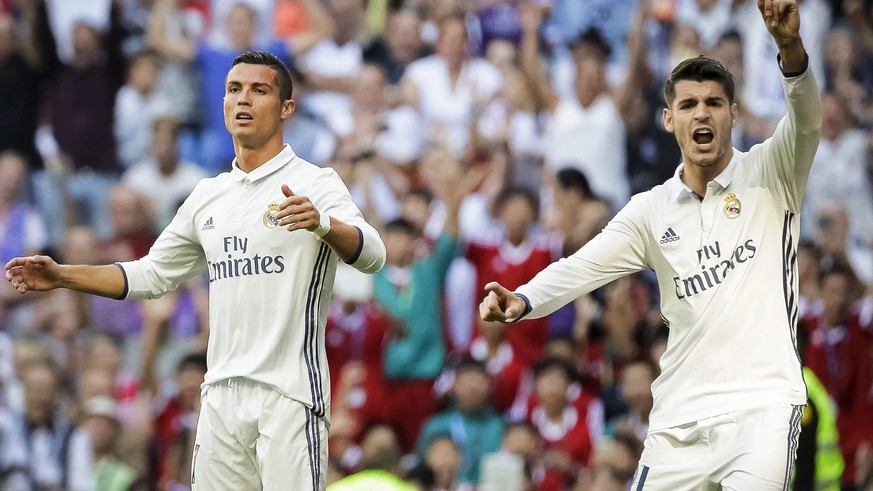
[362,7,427,85]
[18,361,95,490]
[81,395,140,491]
[400,14,504,155]
[520,9,630,212]
[34,1,126,244]
[0,7,45,170]
[417,358,505,486]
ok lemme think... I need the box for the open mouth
[692,128,714,147]
[236,112,253,121]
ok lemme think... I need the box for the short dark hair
[177,353,208,374]
[454,357,488,377]
[231,50,294,101]
[383,217,418,236]
[495,186,540,220]
[556,168,595,200]
[532,356,578,382]
[664,55,735,105]
[569,27,612,60]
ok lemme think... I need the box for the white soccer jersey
[515,67,821,430]
[118,145,386,420]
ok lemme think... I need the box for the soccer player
[6,50,386,490]
[479,0,821,488]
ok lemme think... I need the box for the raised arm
[6,256,126,299]
[613,2,653,120]
[755,0,822,211]
[146,0,196,62]
[518,3,558,112]
[759,0,805,72]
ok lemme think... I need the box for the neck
[680,154,732,197]
[93,449,112,462]
[544,404,564,420]
[234,138,285,173]
[157,159,178,177]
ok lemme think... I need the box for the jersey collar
[667,149,740,202]
[229,144,297,182]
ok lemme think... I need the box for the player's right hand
[4,255,62,294]
[479,282,527,323]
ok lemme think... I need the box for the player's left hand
[758,0,800,45]
[275,184,321,232]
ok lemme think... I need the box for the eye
[254,88,265,95]
[227,86,240,93]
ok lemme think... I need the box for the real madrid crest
[263,202,281,228]
[723,194,741,219]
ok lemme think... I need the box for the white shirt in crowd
[119,145,385,419]
[802,128,873,284]
[735,0,829,120]
[515,66,821,431]
[543,93,629,212]
[122,158,208,230]
[404,55,504,154]
[299,39,364,137]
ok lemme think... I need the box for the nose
[693,101,710,120]
[237,88,252,106]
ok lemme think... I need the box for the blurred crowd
[0,0,872,490]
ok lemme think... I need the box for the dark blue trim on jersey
[311,407,322,490]
[113,263,129,300]
[304,244,331,417]
[304,408,318,491]
[777,52,809,78]
[507,293,532,323]
[782,405,803,491]
[635,465,649,490]
[781,212,801,364]
[345,226,365,265]
[312,249,331,417]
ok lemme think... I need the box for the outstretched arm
[5,256,126,299]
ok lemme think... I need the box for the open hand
[5,255,62,294]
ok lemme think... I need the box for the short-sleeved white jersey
[118,145,386,420]
[515,66,822,430]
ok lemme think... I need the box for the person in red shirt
[526,357,593,491]
[467,318,526,413]
[802,265,873,489]
[467,187,557,366]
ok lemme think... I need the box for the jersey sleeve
[314,168,386,274]
[750,56,822,213]
[118,183,207,299]
[514,197,650,319]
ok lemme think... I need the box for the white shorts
[191,378,328,490]
[631,404,803,490]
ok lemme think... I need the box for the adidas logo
[202,217,214,230]
[659,227,680,244]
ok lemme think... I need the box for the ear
[662,107,674,133]
[730,102,738,128]
[280,99,296,121]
